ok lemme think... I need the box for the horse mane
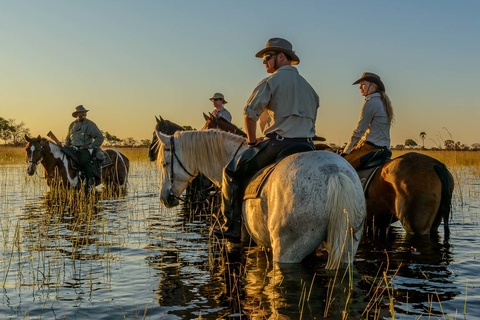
[172,130,244,180]
[40,137,63,158]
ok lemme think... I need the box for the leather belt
[365,141,386,149]
[266,133,313,143]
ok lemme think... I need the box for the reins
[166,135,195,203]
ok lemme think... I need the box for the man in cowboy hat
[210,93,232,122]
[214,37,319,241]
[65,105,104,191]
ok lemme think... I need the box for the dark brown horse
[25,135,129,190]
[364,152,454,239]
[199,114,454,239]
[148,116,215,205]
[148,116,184,161]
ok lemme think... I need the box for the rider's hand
[80,144,89,150]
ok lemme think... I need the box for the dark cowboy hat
[209,93,228,104]
[255,37,300,65]
[352,72,385,92]
[72,105,89,117]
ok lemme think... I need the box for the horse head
[149,116,184,162]
[25,134,44,176]
[155,130,197,208]
[203,112,247,138]
[202,112,219,130]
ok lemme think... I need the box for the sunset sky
[1,1,479,148]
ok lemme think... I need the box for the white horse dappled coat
[155,130,366,270]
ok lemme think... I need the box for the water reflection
[15,192,131,309]
[355,224,458,318]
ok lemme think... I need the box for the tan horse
[364,152,454,239]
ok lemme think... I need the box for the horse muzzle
[161,192,180,208]
[27,162,37,176]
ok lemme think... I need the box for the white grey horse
[155,129,365,270]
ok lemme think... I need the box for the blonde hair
[379,91,394,125]
[372,83,394,125]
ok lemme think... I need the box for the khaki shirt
[244,65,319,138]
[65,118,104,149]
[343,92,391,154]
[213,106,232,122]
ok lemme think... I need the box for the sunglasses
[213,98,223,101]
[262,52,278,62]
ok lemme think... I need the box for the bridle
[165,135,195,202]
[27,142,43,166]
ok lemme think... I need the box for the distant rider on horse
[65,105,104,191]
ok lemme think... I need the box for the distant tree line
[2,117,478,150]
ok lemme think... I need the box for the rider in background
[210,92,232,122]
[214,37,320,241]
[65,105,104,191]
[341,72,394,169]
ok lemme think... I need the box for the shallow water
[0,162,479,319]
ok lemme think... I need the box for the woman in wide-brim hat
[341,72,394,170]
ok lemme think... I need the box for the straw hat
[352,72,385,92]
[255,37,300,65]
[72,105,89,117]
[209,93,228,104]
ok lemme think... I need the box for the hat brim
[255,47,300,65]
[352,77,385,92]
[72,110,89,117]
[210,98,228,104]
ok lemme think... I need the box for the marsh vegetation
[0,147,478,319]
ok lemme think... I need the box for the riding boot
[214,171,242,241]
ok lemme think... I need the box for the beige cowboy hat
[72,105,89,117]
[352,72,386,92]
[255,37,300,65]
[209,93,228,104]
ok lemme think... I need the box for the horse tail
[434,163,454,240]
[324,171,365,270]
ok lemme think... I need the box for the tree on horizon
[420,132,426,149]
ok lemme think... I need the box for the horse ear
[203,112,209,121]
[155,116,160,124]
[25,134,31,142]
[37,135,41,141]
[159,116,164,121]
[155,130,170,145]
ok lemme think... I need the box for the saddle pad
[243,162,277,200]
[357,166,381,193]
[100,151,113,168]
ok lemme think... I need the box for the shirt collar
[365,92,381,100]
[274,65,298,74]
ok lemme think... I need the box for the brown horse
[364,152,454,239]
[202,112,329,148]
[202,112,247,137]
[25,135,129,190]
